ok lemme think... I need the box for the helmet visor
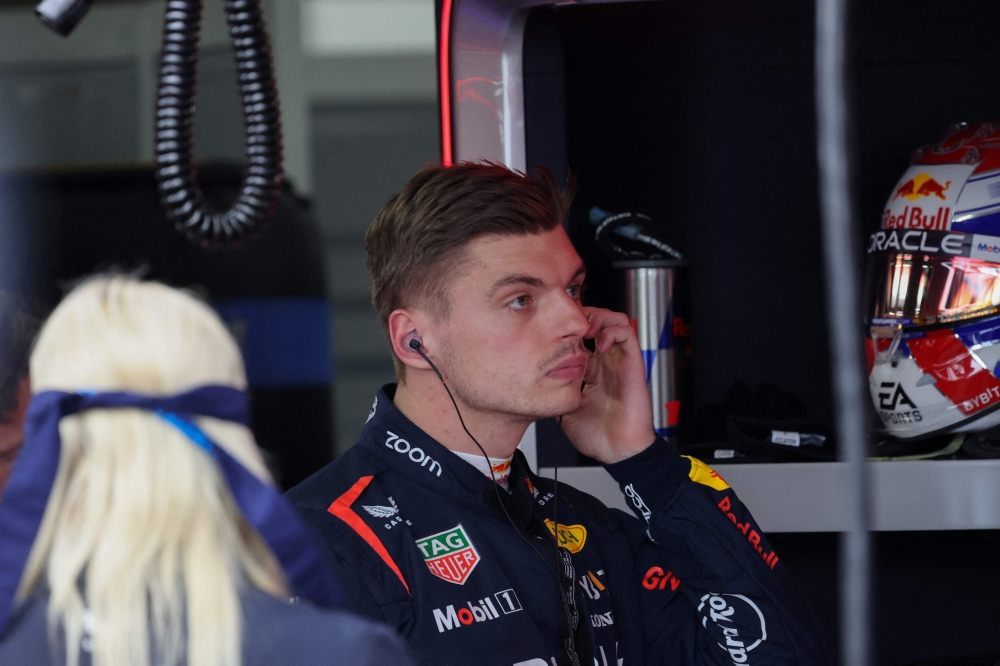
[866,251,1000,326]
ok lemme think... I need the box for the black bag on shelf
[678,381,836,463]
[960,426,1000,459]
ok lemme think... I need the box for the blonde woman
[0,276,411,666]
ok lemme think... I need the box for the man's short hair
[0,292,41,422]
[366,161,575,378]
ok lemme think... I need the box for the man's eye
[567,284,583,299]
[508,295,531,310]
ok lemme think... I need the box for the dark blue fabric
[213,299,334,389]
[0,585,412,666]
[0,386,342,635]
[286,385,831,666]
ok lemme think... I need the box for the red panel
[328,476,411,594]
[665,400,680,427]
[438,0,454,166]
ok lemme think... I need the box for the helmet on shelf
[865,122,1000,440]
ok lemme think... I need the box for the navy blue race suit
[286,386,829,666]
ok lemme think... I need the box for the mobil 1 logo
[432,588,523,633]
[878,381,922,424]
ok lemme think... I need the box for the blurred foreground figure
[0,293,40,497]
[0,276,411,666]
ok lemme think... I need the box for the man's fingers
[586,310,630,331]
[595,324,640,355]
[582,324,643,390]
[583,307,631,339]
[583,353,601,385]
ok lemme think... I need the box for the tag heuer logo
[415,524,480,585]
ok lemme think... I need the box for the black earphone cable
[409,338,581,665]
[408,339,558,578]
[555,415,562,556]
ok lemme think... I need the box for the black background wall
[523,0,1000,662]
[0,165,333,491]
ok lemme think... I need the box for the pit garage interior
[1,0,1000,661]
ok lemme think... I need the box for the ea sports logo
[878,382,916,411]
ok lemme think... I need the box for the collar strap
[0,386,342,634]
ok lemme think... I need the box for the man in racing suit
[287,163,828,666]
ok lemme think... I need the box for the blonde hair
[18,276,286,666]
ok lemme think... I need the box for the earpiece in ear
[408,336,442,383]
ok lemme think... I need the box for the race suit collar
[451,449,513,490]
[358,384,519,503]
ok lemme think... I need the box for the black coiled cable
[155,0,283,249]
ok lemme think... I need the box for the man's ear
[388,309,433,371]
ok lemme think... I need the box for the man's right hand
[559,307,656,465]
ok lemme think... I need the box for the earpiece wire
[412,343,560,579]
[410,339,581,663]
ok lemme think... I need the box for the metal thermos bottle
[616,260,690,440]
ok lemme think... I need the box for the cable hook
[35,0,284,250]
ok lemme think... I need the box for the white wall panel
[301,0,435,57]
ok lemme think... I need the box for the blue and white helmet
[865,122,1000,439]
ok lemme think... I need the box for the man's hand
[560,307,657,464]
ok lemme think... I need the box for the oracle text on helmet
[867,230,964,255]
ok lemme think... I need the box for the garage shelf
[539,460,1000,532]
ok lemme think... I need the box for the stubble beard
[439,337,583,422]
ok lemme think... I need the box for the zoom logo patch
[386,431,442,476]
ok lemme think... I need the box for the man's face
[0,376,30,498]
[431,226,591,422]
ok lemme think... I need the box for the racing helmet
[865,122,1000,440]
